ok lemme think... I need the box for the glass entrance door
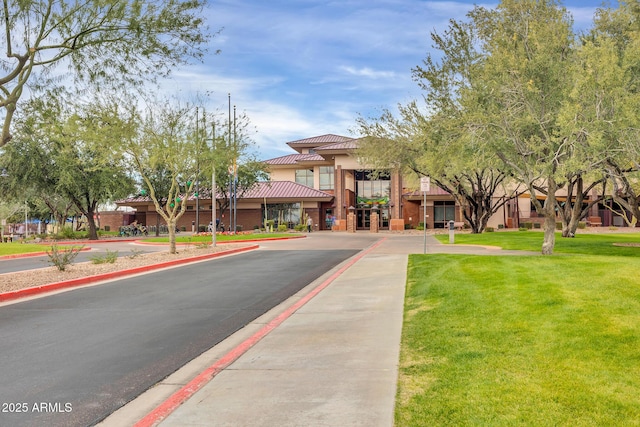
[356,208,390,230]
[357,209,370,229]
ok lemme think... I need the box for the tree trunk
[541,180,558,255]
[542,211,556,255]
[168,220,177,254]
[86,207,99,240]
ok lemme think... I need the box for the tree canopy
[0,0,212,146]
[358,0,640,254]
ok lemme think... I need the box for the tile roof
[315,139,358,151]
[116,181,333,204]
[243,181,333,200]
[286,134,354,146]
[264,153,324,165]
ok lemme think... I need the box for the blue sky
[165,0,609,160]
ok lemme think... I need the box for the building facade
[116,133,627,231]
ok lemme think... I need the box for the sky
[164,0,610,160]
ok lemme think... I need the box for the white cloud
[338,66,398,80]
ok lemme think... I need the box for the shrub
[485,227,495,232]
[294,224,306,232]
[104,225,110,232]
[277,224,288,232]
[578,221,586,229]
[128,249,144,259]
[60,227,77,239]
[90,249,118,264]
[47,244,84,271]
[519,227,528,231]
[523,222,533,230]
[533,223,541,229]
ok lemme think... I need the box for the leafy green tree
[581,3,640,227]
[469,0,578,254]
[1,96,134,240]
[357,18,522,234]
[58,101,135,239]
[0,0,212,147]
[357,103,521,234]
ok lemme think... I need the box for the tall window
[355,170,390,205]
[295,169,314,187]
[319,166,334,190]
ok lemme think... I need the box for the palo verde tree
[0,0,212,147]
[127,100,201,254]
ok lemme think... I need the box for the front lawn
[435,230,640,256]
[399,234,640,425]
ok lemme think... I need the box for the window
[295,169,314,187]
[355,170,390,206]
[264,203,301,228]
[319,166,334,190]
[434,201,455,228]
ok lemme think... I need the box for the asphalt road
[0,247,359,427]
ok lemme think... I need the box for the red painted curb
[0,245,259,303]
[134,237,387,427]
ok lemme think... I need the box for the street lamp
[210,122,217,247]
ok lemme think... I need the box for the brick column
[347,209,356,233]
[370,211,379,233]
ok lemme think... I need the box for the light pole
[211,122,217,247]
[232,105,237,235]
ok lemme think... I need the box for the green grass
[435,231,640,256]
[398,235,640,426]
[144,233,295,243]
[0,242,52,256]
